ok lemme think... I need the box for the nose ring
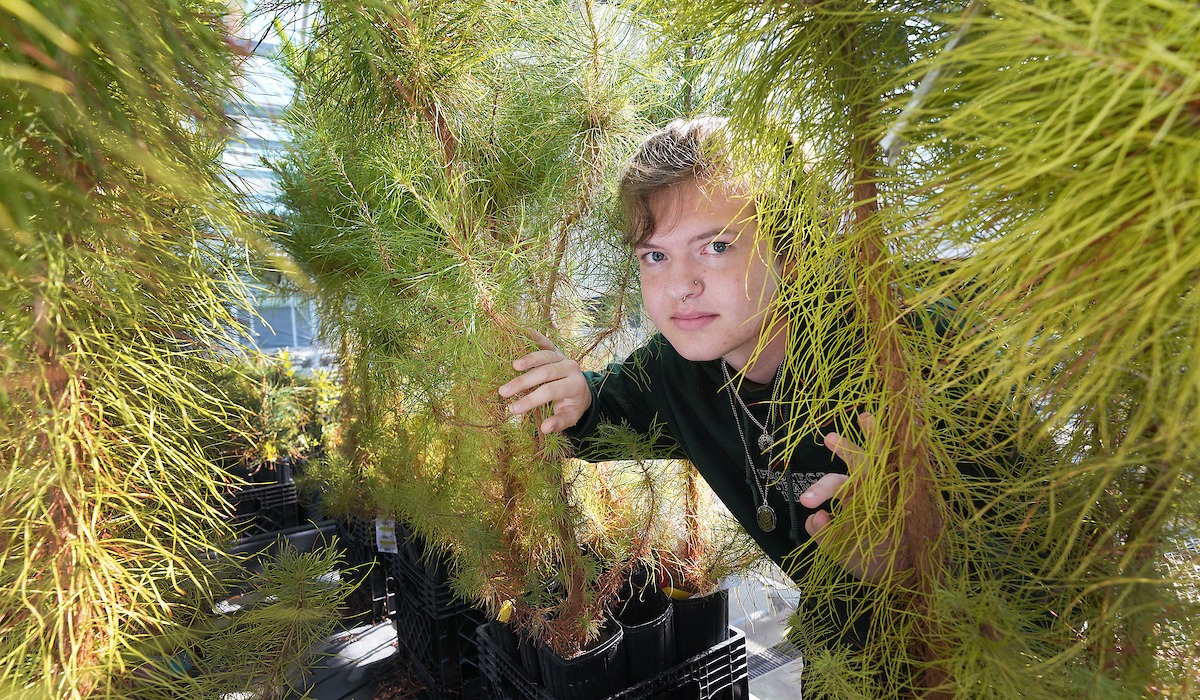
[693,280,699,286]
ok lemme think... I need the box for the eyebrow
[634,229,740,250]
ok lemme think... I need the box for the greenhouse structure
[2,0,1198,699]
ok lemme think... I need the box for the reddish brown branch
[540,116,606,329]
[845,31,949,692]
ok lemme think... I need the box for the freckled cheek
[753,272,780,300]
[639,286,667,321]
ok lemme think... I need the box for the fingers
[502,328,562,379]
[527,328,556,352]
[822,432,856,466]
[504,373,573,418]
[857,412,876,437]
[799,471,846,510]
[499,349,576,402]
[537,402,587,434]
[510,347,567,373]
[498,333,591,433]
[803,412,874,533]
[807,412,905,582]
[804,509,833,538]
[821,412,874,472]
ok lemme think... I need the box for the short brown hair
[617,116,811,255]
[617,117,736,249]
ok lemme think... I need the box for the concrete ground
[725,568,805,699]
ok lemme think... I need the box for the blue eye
[643,251,666,263]
[710,241,729,253]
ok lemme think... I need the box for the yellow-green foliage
[209,351,343,470]
[0,1,348,697]
[648,0,1200,695]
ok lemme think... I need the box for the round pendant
[756,504,777,532]
[757,432,772,453]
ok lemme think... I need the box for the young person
[498,116,886,653]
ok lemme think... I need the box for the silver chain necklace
[721,359,784,532]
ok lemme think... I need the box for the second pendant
[756,504,777,532]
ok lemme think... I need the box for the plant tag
[375,518,399,554]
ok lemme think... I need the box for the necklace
[721,359,785,532]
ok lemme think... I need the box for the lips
[672,310,717,330]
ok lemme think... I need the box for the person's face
[636,180,782,375]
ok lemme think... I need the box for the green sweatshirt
[567,332,850,573]
[566,332,886,649]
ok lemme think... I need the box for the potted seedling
[267,0,685,694]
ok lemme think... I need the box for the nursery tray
[226,481,300,536]
[392,584,488,699]
[387,544,487,699]
[381,541,476,621]
[335,518,390,622]
[476,623,748,700]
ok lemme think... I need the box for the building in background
[225,1,331,369]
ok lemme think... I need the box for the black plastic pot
[478,621,749,700]
[519,631,543,684]
[536,618,627,700]
[487,619,520,659]
[615,567,676,684]
[671,588,730,662]
[486,619,543,684]
[399,523,455,583]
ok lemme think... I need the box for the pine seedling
[267,0,707,656]
[0,1,345,696]
[639,0,1200,695]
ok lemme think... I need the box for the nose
[665,265,702,302]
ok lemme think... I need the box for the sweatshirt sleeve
[564,336,684,461]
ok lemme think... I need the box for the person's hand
[498,330,592,434]
[799,413,911,583]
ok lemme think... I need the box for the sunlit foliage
[0,1,349,696]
